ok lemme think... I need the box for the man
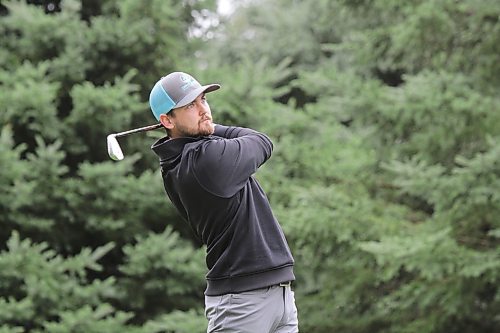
[149,72,298,332]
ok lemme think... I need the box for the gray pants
[205,284,299,333]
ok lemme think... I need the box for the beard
[175,119,215,137]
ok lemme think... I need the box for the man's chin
[199,123,215,136]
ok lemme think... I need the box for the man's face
[168,93,215,138]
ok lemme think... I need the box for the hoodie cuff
[213,124,229,138]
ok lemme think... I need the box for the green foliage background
[1,0,499,332]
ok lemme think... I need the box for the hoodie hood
[151,136,200,169]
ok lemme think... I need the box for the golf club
[107,123,163,161]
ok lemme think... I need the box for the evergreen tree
[1,0,216,331]
[200,0,500,332]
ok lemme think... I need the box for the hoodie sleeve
[191,125,273,198]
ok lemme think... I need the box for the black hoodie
[151,124,295,296]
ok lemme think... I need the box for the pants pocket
[205,295,225,332]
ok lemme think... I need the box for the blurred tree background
[0,0,499,332]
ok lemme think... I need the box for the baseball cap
[149,72,220,120]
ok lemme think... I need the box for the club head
[107,134,124,161]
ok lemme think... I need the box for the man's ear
[159,113,174,129]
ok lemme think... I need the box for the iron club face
[107,134,124,161]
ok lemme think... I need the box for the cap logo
[180,74,196,91]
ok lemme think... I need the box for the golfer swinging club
[149,72,299,332]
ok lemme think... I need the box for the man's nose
[198,102,210,114]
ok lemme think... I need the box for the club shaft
[114,123,163,138]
